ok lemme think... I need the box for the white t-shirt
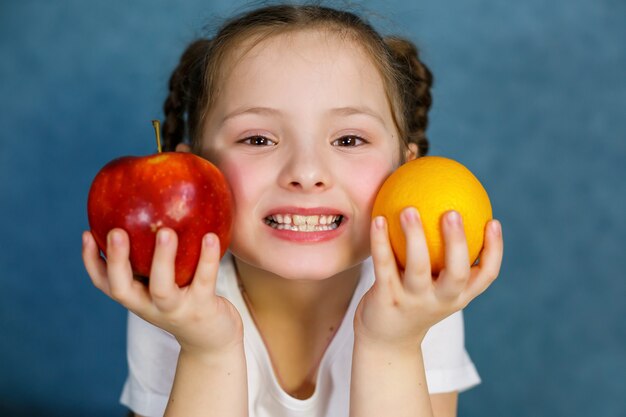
[120,253,480,417]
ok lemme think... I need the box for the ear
[405,143,418,162]
[176,143,192,153]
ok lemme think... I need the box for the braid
[162,39,212,151]
[384,36,433,157]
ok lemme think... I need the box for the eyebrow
[328,106,387,127]
[221,106,282,123]
[220,105,387,127]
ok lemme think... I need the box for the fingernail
[490,220,501,236]
[82,233,89,246]
[374,216,385,229]
[158,229,170,244]
[109,230,122,246]
[446,210,461,227]
[204,234,216,247]
[403,207,419,224]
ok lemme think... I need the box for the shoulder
[422,310,469,367]
[126,311,179,376]
[421,311,481,393]
[422,311,466,352]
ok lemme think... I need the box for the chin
[232,243,366,281]
[270,259,345,281]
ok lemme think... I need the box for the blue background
[1,0,624,416]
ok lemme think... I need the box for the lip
[262,206,348,243]
[263,206,346,217]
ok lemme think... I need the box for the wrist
[178,340,246,366]
[354,334,423,358]
[353,325,427,355]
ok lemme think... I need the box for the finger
[400,207,432,294]
[370,216,401,301]
[82,231,110,295]
[466,219,503,299]
[149,228,182,312]
[436,211,471,301]
[189,233,221,299]
[106,229,151,310]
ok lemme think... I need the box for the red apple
[87,151,233,287]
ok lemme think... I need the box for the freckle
[329,326,334,332]
[387,362,392,366]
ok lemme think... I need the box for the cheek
[343,158,394,258]
[343,157,395,210]
[216,157,263,214]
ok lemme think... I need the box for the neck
[233,256,361,323]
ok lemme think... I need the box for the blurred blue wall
[1,1,624,416]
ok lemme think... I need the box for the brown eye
[240,135,276,146]
[332,135,366,147]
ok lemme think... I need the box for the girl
[82,4,503,417]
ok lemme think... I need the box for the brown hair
[162,4,433,158]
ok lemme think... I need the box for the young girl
[82,4,503,417]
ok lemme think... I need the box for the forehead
[215,29,391,113]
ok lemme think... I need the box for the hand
[354,207,503,349]
[82,228,243,356]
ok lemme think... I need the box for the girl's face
[199,29,403,280]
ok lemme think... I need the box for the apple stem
[152,120,163,153]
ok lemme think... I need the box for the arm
[351,209,503,417]
[83,228,248,417]
[351,342,459,417]
[350,339,433,417]
[430,393,458,417]
[165,345,248,417]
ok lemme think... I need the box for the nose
[278,144,332,192]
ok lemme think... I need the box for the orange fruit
[372,156,492,273]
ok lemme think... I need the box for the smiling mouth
[264,214,344,232]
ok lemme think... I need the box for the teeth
[265,214,342,232]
